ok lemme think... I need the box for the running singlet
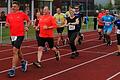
[114,19,120,34]
[54,13,66,27]
[6,11,29,36]
[102,15,114,27]
[66,16,78,32]
[74,12,83,25]
[97,12,105,26]
[39,15,57,38]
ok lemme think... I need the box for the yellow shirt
[54,13,66,27]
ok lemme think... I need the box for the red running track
[0,31,120,80]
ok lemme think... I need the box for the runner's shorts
[10,36,24,49]
[103,26,112,34]
[38,37,54,48]
[98,25,104,29]
[57,27,64,33]
[117,34,120,45]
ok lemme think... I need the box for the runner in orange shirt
[5,1,31,77]
[97,9,106,40]
[33,6,60,68]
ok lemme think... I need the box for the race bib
[69,25,75,30]
[11,36,17,41]
[117,29,120,34]
[105,22,111,26]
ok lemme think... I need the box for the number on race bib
[105,22,111,26]
[117,29,120,34]
[11,36,17,41]
[69,25,75,30]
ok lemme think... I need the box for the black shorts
[117,34,120,45]
[38,37,54,48]
[98,25,104,29]
[10,36,24,49]
[68,32,77,43]
[76,25,81,32]
[57,27,64,33]
[35,30,40,42]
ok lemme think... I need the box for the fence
[0,17,96,44]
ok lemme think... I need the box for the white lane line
[0,38,117,61]
[39,51,117,80]
[80,50,108,54]
[0,40,116,74]
[106,72,120,80]
[0,33,101,53]
[0,36,101,53]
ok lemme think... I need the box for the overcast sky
[94,0,110,5]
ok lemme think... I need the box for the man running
[74,5,84,45]
[33,6,60,68]
[6,1,31,77]
[102,10,115,46]
[97,9,106,40]
[54,8,66,48]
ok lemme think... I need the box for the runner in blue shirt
[102,10,115,46]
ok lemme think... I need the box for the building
[0,0,94,20]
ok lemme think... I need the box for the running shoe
[116,52,120,56]
[75,52,79,57]
[107,41,112,46]
[63,39,67,45]
[55,51,60,61]
[8,68,15,77]
[21,60,28,72]
[44,47,48,52]
[33,61,42,68]
[70,52,76,59]
[80,34,84,41]
[55,45,60,49]
[98,35,103,40]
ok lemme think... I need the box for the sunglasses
[75,8,79,9]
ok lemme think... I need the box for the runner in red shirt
[97,9,106,40]
[33,6,60,68]
[5,1,31,77]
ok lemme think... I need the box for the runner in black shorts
[6,1,31,77]
[66,9,79,59]
[54,8,66,48]
[74,5,84,45]
[97,9,106,40]
[11,36,24,49]
[33,6,60,68]
[114,15,120,56]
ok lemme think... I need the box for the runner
[65,6,73,18]
[102,10,115,46]
[97,9,106,40]
[74,5,84,45]
[5,1,31,77]
[33,8,42,45]
[33,6,60,68]
[66,9,79,59]
[54,8,66,48]
[114,14,120,56]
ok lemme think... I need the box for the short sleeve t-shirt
[6,11,29,36]
[54,13,66,27]
[39,15,57,38]
[102,15,114,27]
[98,12,105,26]
[66,16,78,33]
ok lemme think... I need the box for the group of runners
[4,1,120,78]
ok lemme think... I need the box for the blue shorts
[103,25,112,34]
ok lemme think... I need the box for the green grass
[0,17,95,44]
